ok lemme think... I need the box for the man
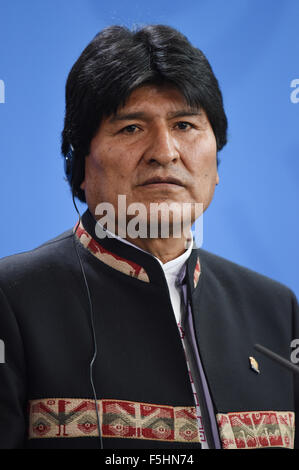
[0,25,298,450]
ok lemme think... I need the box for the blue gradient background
[0,0,298,298]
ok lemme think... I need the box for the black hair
[61,24,228,202]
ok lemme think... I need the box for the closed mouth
[141,177,184,186]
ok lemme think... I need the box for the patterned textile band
[28,397,294,448]
[74,222,150,282]
[74,221,201,288]
[28,398,201,443]
[216,411,295,449]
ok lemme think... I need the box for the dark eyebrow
[109,112,148,123]
[108,108,202,123]
[167,109,203,119]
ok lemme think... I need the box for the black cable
[71,193,104,449]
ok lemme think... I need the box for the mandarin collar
[77,209,201,290]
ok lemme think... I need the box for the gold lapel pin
[249,356,260,374]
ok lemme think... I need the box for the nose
[143,125,180,166]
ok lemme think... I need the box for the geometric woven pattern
[28,398,201,443]
[74,222,150,283]
[216,411,295,449]
[75,221,201,288]
[193,257,200,288]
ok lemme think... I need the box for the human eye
[119,124,140,134]
[175,121,194,131]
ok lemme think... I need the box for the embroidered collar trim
[74,217,201,288]
[75,221,150,283]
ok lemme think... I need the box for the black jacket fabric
[0,209,298,449]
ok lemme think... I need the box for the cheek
[190,136,217,178]
[85,150,115,180]
[189,136,218,200]
[85,149,136,195]
[202,133,217,163]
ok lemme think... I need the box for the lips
[141,176,184,186]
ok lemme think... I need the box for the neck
[89,210,193,264]
[125,234,191,264]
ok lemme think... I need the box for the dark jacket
[0,210,298,449]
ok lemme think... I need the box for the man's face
[81,84,218,233]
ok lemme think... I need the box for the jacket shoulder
[198,248,294,298]
[0,229,74,285]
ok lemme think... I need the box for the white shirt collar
[100,223,193,276]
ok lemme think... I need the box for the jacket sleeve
[291,290,299,450]
[0,286,27,448]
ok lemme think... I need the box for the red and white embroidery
[74,222,150,283]
[28,398,200,443]
[75,221,201,289]
[216,411,295,449]
[193,257,200,288]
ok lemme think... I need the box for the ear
[80,152,90,190]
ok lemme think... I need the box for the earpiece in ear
[64,144,74,185]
